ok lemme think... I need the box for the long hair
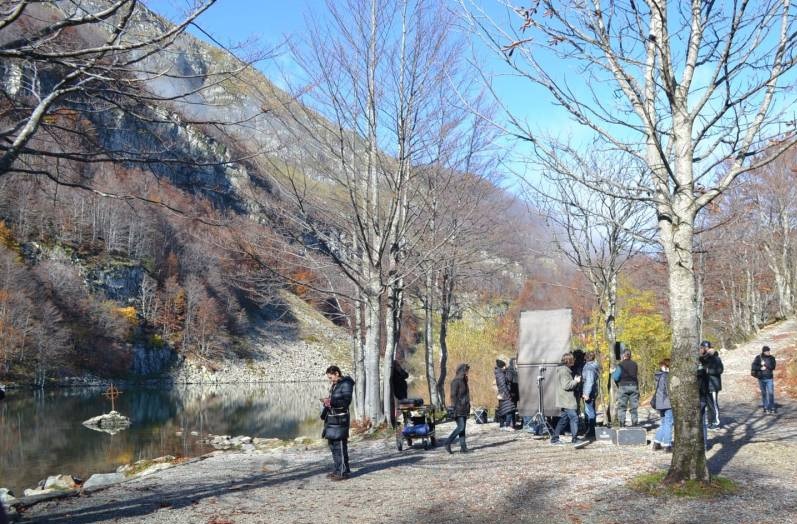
[561,352,575,367]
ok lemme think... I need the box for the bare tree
[464,0,797,482]
[533,153,650,423]
[258,0,484,423]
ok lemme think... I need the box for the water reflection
[0,382,328,495]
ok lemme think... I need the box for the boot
[652,442,662,451]
[445,441,453,454]
[460,437,469,453]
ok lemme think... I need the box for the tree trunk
[436,268,453,410]
[353,296,366,419]
[662,220,709,483]
[604,276,617,426]
[424,270,440,408]
[363,286,383,423]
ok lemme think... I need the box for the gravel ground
[18,321,797,524]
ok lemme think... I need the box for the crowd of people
[318,340,779,479]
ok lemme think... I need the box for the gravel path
[19,322,797,524]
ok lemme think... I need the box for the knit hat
[700,340,712,348]
[495,359,506,368]
[762,346,771,353]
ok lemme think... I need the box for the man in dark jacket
[446,363,471,453]
[700,341,724,428]
[612,349,639,426]
[389,360,409,428]
[321,365,354,480]
[752,346,777,413]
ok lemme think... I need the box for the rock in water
[82,411,131,434]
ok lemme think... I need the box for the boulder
[43,474,78,490]
[82,411,131,433]
[0,487,16,505]
[83,473,126,490]
[24,488,55,497]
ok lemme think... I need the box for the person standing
[446,363,471,453]
[321,365,354,480]
[389,359,409,428]
[612,349,639,427]
[580,351,600,440]
[752,346,777,414]
[651,359,673,452]
[550,352,582,445]
[697,347,711,449]
[700,341,724,429]
[494,359,516,431]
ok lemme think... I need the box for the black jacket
[697,355,710,400]
[494,367,516,416]
[322,376,354,441]
[752,354,776,380]
[703,352,724,392]
[450,364,471,417]
[617,359,639,386]
[390,362,409,400]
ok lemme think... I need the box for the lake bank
[0,382,328,497]
[13,319,797,524]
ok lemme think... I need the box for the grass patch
[629,471,738,499]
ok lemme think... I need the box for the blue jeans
[503,413,514,427]
[759,378,775,411]
[552,408,579,442]
[447,416,467,449]
[654,408,673,446]
[700,399,708,449]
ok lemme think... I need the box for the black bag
[322,411,350,440]
[751,369,760,378]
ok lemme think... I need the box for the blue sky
[143,0,577,183]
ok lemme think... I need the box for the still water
[0,382,329,495]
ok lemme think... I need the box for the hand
[323,398,331,408]
[582,395,589,401]
[575,375,582,383]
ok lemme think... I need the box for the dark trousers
[552,408,579,442]
[584,397,596,437]
[447,415,468,449]
[328,438,350,475]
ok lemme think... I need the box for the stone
[44,474,78,490]
[83,473,126,490]
[0,487,16,505]
[82,411,131,433]
[24,488,55,497]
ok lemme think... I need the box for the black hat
[495,359,506,368]
[700,340,711,348]
[762,346,771,353]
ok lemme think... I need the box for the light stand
[529,368,554,439]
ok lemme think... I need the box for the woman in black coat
[446,363,471,454]
[494,360,516,430]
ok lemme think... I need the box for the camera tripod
[527,371,554,438]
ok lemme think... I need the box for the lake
[0,382,329,495]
